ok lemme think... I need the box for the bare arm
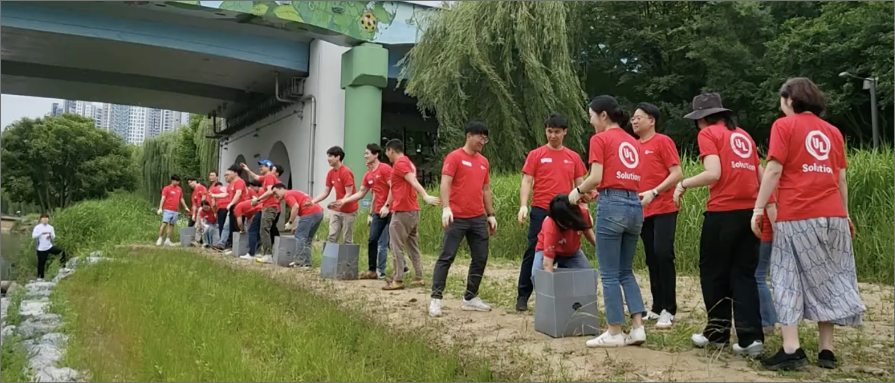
[310,186,333,205]
[681,155,721,189]
[243,167,262,181]
[573,176,584,188]
[211,191,228,199]
[440,175,453,209]
[584,228,596,247]
[483,183,495,216]
[180,198,190,213]
[754,160,782,210]
[577,163,604,193]
[256,186,275,202]
[383,181,393,208]
[766,202,777,226]
[229,190,243,208]
[340,186,370,205]
[288,204,299,225]
[656,165,683,194]
[838,169,849,216]
[405,172,432,198]
[158,196,166,210]
[519,174,534,208]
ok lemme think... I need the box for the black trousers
[270,211,281,242]
[36,246,67,279]
[517,207,548,300]
[226,205,238,248]
[641,212,678,315]
[699,209,763,347]
[216,208,228,237]
[431,216,490,301]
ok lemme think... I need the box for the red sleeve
[285,192,298,208]
[697,129,718,161]
[521,149,539,176]
[574,152,587,178]
[542,219,559,259]
[767,119,789,164]
[442,152,458,177]
[587,135,604,165]
[325,170,334,187]
[661,136,681,169]
[234,202,244,217]
[362,172,373,187]
[342,169,355,187]
[394,159,409,177]
[381,164,393,179]
[161,186,169,197]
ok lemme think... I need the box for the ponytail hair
[588,95,630,127]
[548,194,592,232]
[704,111,737,131]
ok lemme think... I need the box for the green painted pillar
[341,43,388,192]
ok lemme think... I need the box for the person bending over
[531,194,595,279]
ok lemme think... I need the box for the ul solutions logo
[618,142,639,169]
[730,132,753,159]
[805,130,832,161]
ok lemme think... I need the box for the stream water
[1,232,24,280]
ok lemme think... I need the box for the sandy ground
[157,245,893,382]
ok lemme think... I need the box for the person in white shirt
[31,213,67,280]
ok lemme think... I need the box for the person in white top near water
[31,213,68,281]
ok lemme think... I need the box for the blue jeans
[531,249,591,287]
[368,213,391,273]
[248,211,262,256]
[294,212,324,267]
[203,223,217,245]
[595,189,645,325]
[161,209,179,225]
[757,241,777,327]
[217,214,231,247]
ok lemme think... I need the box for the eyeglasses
[477,135,490,144]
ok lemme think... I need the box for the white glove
[441,208,454,229]
[422,195,441,206]
[367,215,373,226]
[639,189,658,207]
[750,208,764,239]
[284,221,294,231]
[250,196,260,206]
[517,206,528,225]
[379,205,390,217]
[568,187,583,205]
[487,215,498,234]
[673,182,687,207]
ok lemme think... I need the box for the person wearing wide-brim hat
[672,92,766,356]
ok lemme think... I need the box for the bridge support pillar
[341,43,388,190]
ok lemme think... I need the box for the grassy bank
[53,248,495,382]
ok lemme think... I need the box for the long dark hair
[549,194,591,231]
[704,111,737,131]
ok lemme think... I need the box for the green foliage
[141,115,218,205]
[0,114,138,211]
[141,131,180,207]
[400,1,588,172]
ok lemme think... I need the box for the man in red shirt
[274,183,324,268]
[241,160,282,263]
[429,121,497,317]
[198,200,218,247]
[515,113,587,312]
[187,177,208,246]
[381,139,440,290]
[309,146,358,245]
[214,165,248,254]
[334,143,393,279]
[156,174,190,246]
[208,170,230,240]
[631,102,683,329]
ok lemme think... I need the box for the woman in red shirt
[568,95,647,348]
[752,78,865,371]
[673,92,764,357]
[531,194,595,276]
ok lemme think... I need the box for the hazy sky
[1,95,63,130]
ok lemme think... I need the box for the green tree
[1,114,138,211]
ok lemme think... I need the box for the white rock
[17,314,61,339]
[2,297,9,321]
[18,300,49,320]
[2,325,16,338]
[34,366,78,382]
[88,251,102,257]
[26,282,56,292]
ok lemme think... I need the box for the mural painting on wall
[169,1,431,44]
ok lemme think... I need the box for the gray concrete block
[320,243,359,280]
[272,236,296,267]
[179,227,196,247]
[231,232,250,257]
[534,268,601,338]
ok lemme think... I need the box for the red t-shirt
[198,208,217,224]
[326,166,358,213]
[284,190,323,217]
[697,123,760,212]
[588,128,641,192]
[260,173,281,210]
[363,162,393,213]
[161,185,182,211]
[190,184,207,215]
[522,145,587,210]
[767,114,847,222]
[210,185,229,210]
[234,200,259,218]
[761,193,776,242]
[536,206,592,259]
[390,156,419,212]
[442,148,491,219]
[638,134,680,218]
[227,178,249,206]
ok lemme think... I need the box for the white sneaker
[586,331,627,348]
[223,250,233,256]
[461,297,491,312]
[626,326,646,346]
[156,238,163,246]
[656,310,675,329]
[645,310,660,320]
[239,254,254,260]
[255,255,273,264]
[164,239,175,246]
[691,333,726,349]
[429,299,443,317]
[732,340,764,357]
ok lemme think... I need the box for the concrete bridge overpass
[2,1,439,201]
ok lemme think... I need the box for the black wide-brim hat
[683,92,731,120]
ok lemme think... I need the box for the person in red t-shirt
[673,92,764,356]
[198,200,218,247]
[208,177,230,240]
[240,160,282,263]
[334,143,394,279]
[630,102,684,329]
[380,139,440,291]
[186,177,208,245]
[274,183,324,268]
[752,78,864,371]
[514,113,588,312]
[156,174,190,247]
[568,96,647,348]
[428,121,496,317]
[531,195,595,278]
[214,165,248,253]
[309,146,359,245]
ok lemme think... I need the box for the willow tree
[399,1,588,172]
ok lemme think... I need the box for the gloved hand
[673,182,687,207]
[750,208,764,239]
[251,197,260,207]
[379,206,390,217]
[487,215,498,235]
[284,221,294,231]
[517,206,528,225]
[441,208,454,229]
[423,195,441,206]
[639,189,657,207]
[367,214,373,226]
[568,187,583,205]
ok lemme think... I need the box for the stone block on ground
[19,299,50,320]
[273,236,297,267]
[25,282,56,300]
[34,367,78,382]
[320,243,359,280]
[534,268,601,338]
[17,313,62,339]
[179,227,196,247]
[231,232,250,257]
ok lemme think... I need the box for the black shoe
[817,349,837,369]
[762,348,808,371]
[515,296,529,312]
[404,267,409,273]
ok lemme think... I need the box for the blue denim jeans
[531,249,591,288]
[248,211,262,256]
[368,213,391,273]
[203,223,216,245]
[757,241,777,327]
[595,189,645,325]
[294,212,324,267]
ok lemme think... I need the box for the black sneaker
[817,349,837,369]
[515,296,529,312]
[762,348,808,371]
[404,267,409,273]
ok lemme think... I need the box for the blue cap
[258,159,273,168]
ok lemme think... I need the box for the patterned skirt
[770,217,865,327]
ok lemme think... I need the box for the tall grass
[54,248,496,382]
